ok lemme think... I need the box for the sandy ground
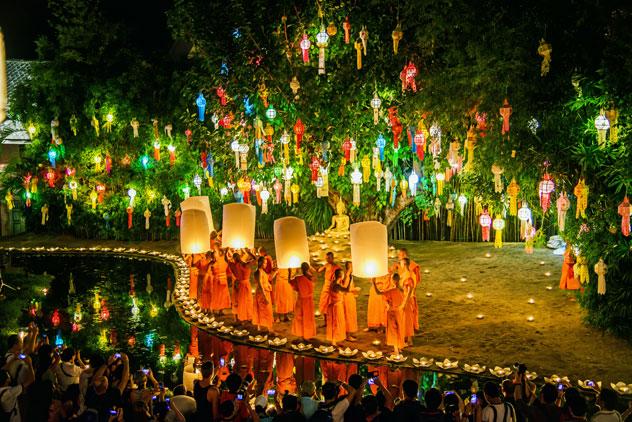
[4,235,632,383]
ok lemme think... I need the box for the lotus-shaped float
[412,357,434,368]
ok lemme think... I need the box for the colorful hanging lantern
[618,196,631,237]
[140,155,150,170]
[351,167,362,206]
[374,134,386,161]
[293,119,304,152]
[260,188,270,214]
[537,39,552,76]
[370,93,381,125]
[48,148,57,168]
[167,144,176,166]
[128,188,137,208]
[605,106,618,143]
[343,16,351,44]
[594,110,610,146]
[556,193,570,232]
[360,155,371,182]
[408,172,419,196]
[506,178,520,216]
[492,215,505,248]
[45,168,56,187]
[96,183,106,203]
[193,174,202,195]
[400,179,409,199]
[196,93,206,121]
[392,23,403,54]
[457,194,467,215]
[491,165,504,193]
[239,144,249,171]
[400,62,418,92]
[479,210,492,242]
[414,132,425,161]
[538,173,555,213]
[354,40,363,69]
[153,141,161,161]
[300,33,311,63]
[594,258,607,295]
[51,309,61,327]
[388,107,403,149]
[499,99,512,136]
[100,300,110,321]
[435,172,445,195]
[73,303,82,323]
[359,25,369,53]
[89,190,97,209]
[316,26,329,75]
[574,178,589,219]
[266,104,277,120]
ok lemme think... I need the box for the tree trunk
[382,196,415,229]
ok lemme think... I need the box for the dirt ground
[4,235,632,383]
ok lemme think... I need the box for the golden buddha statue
[326,197,350,233]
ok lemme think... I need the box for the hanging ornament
[384,168,393,193]
[230,140,241,168]
[400,62,418,92]
[556,192,570,232]
[359,155,370,183]
[517,201,532,239]
[192,174,202,195]
[182,185,190,199]
[574,254,589,285]
[392,23,403,54]
[196,93,206,121]
[273,179,283,204]
[457,194,467,215]
[142,208,150,230]
[65,203,73,225]
[216,86,227,106]
[41,204,49,225]
[574,178,589,219]
[237,178,251,203]
[359,26,368,54]
[342,137,352,162]
[164,123,173,139]
[374,168,383,192]
[499,99,512,136]
[605,106,618,143]
[370,93,381,125]
[316,26,329,75]
[464,126,477,171]
[349,139,357,164]
[538,173,555,213]
[174,208,181,227]
[351,167,362,206]
[390,179,398,207]
[300,33,311,63]
[309,156,320,182]
[408,172,419,196]
[48,148,57,168]
[491,165,504,193]
[388,107,403,148]
[413,131,425,161]
[618,196,631,237]
[91,115,100,136]
[400,179,409,199]
[343,16,351,44]
[446,196,455,227]
[293,119,304,154]
[290,183,300,204]
[506,178,520,216]
[104,113,113,133]
[95,183,105,203]
[129,118,140,138]
[479,210,492,242]
[373,134,385,161]
[128,188,137,208]
[435,172,445,196]
[51,309,61,327]
[537,39,552,76]
[280,131,291,164]
[493,215,505,248]
[594,258,607,295]
[167,144,177,167]
[153,140,161,161]
[4,190,14,210]
[239,144,249,171]
[594,110,610,146]
[45,168,56,188]
[354,40,363,69]
[152,118,160,140]
[126,206,134,229]
[104,154,112,175]
[260,188,270,214]
[161,196,171,227]
[527,118,540,135]
[90,190,97,209]
[283,166,294,204]
[100,300,110,321]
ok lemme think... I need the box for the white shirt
[482,403,516,422]
[0,385,23,422]
[165,395,197,422]
[591,410,623,422]
[301,396,319,420]
[55,362,83,391]
[330,398,350,422]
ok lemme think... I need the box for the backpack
[491,402,516,422]
[0,387,17,422]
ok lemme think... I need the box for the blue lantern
[232,28,242,39]
[390,183,398,208]
[243,96,254,116]
[255,139,264,165]
[409,126,417,153]
[196,93,207,122]
[48,148,57,168]
[144,333,154,348]
[141,155,150,170]
[376,134,386,161]
[234,190,244,203]
[206,152,215,177]
[220,61,229,76]
[55,330,64,347]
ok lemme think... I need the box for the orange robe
[400,273,416,338]
[230,262,254,321]
[290,275,316,339]
[341,276,358,333]
[409,260,421,331]
[560,249,580,290]
[211,256,232,310]
[276,352,297,395]
[367,276,387,328]
[274,269,295,315]
[318,263,340,314]
[325,287,346,343]
[198,256,213,310]
[384,288,406,350]
[253,271,273,329]
[189,267,199,299]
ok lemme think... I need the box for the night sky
[1,0,172,59]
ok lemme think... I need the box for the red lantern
[343,16,351,44]
[72,322,80,332]
[96,184,106,203]
[45,168,56,188]
[479,210,492,242]
[299,33,311,63]
[388,107,403,149]
[400,62,418,92]
[293,119,305,152]
[127,207,134,229]
[216,86,227,106]
[175,209,181,227]
[538,173,555,213]
[219,113,233,129]
[100,300,110,321]
[185,129,192,143]
[342,138,352,161]
[128,335,136,348]
[105,154,112,175]
[51,309,61,327]
[309,156,320,182]
[414,132,426,160]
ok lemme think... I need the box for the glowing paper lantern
[376,134,386,161]
[315,26,329,75]
[181,196,214,232]
[299,33,311,63]
[196,93,206,121]
[266,105,277,120]
[221,203,256,249]
[492,215,505,248]
[351,167,362,205]
[538,173,555,213]
[594,110,610,146]
[618,196,631,237]
[180,209,211,254]
[274,216,309,269]
[370,92,381,125]
[479,211,492,242]
[350,221,388,278]
[435,172,445,195]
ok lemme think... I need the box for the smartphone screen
[237,393,244,401]
[471,394,477,404]
[558,384,564,391]
[368,378,375,385]
[267,389,275,396]
[220,358,225,367]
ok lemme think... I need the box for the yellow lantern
[492,215,505,249]
[221,203,256,249]
[181,196,214,232]
[350,221,388,278]
[180,209,211,254]
[273,217,310,269]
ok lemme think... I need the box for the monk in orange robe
[274,268,295,322]
[366,275,387,331]
[199,252,214,311]
[290,262,316,339]
[210,248,232,314]
[317,252,341,324]
[187,254,199,299]
[340,261,358,341]
[398,258,416,344]
[253,256,276,331]
[373,274,406,355]
[391,248,421,331]
[325,268,347,345]
[228,251,255,322]
[560,244,580,290]
[276,352,297,395]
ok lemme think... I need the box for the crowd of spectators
[2,324,631,422]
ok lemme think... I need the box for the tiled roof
[6,60,33,98]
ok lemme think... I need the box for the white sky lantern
[350,221,388,278]
[274,216,310,269]
[222,203,256,249]
[180,209,211,254]
[181,196,214,233]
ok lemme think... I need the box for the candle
[460,277,467,282]
[485,253,491,258]
[426,292,433,297]
[466,293,473,299]
[546,286,553,290]
[527,316,535,322]
[372,340,381,346]
[544,271,551,277]
[528,298,535,304]
[476,314,484,319]
[539,261,545,265]
[424,269,430,274]
[315,310,321,317]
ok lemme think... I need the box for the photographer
[0,354,34,422]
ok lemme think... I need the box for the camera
[18,354,26,359]
[114,353,121,359]
[470,394,478,404]
[236,393,244,401]
[267,389,275,396]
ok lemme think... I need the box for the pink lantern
[309,156,320,182]
[300,33,311,63]
[479,210,492,242]
[414,132,425,161]
[538,173,555,213]
[618,196,631,236]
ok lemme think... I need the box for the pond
[0,250,592,400]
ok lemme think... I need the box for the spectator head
[232,252,241,263]
[568,395,587,419]
[255,395,267,413]
[402,379,419,400]
[598,388,618,411]
[326,252,334,263]
[484,382,501,400]
[225,373,242,393]
[301,380,316,397]
[334,268,343,281]
[282,394,299,412]
[540,383,557,404]
[201,361,214,379]
[0,370,11,387]
[401,257,410,268]
[376,390,387,410]
[502,380,515,397]
[322,382,339,401]
[348,374,363,390]
[6,334,21,352]
[424,388,442,410]
[398,248,409,260]
[60,347,75,363]
[173,385,186,396]
[444,393,459,414]
[133,370,148,388]
[564,387,581,403]
[362,395,379,417]
[219,400,236,419]
[301,262,310,275]
[93,376,109,394]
